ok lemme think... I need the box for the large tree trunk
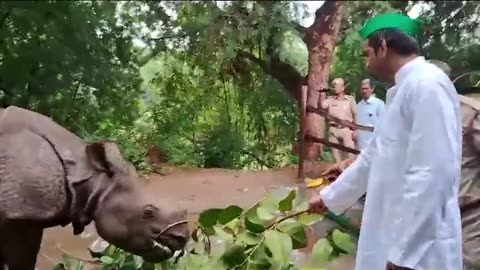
[304,1,344,162]
[237,1,345,170]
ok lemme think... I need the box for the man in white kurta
[309,13,463,270]
[356,79,385,151]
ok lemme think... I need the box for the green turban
[359,13,422,40]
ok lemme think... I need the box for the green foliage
[82,118,152,173]
[58,189,357,270]
[137,50,299,170]
[3,1,478,172]
[0,1,145,134]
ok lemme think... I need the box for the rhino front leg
[1,221,43,270]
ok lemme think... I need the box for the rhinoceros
[0,106,189,270]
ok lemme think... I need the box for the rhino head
[75,141,189,262]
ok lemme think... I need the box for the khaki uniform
[459,94,480,270]
[323,95,357,162]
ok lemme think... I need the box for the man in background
[322,78,357,164]
[356,79,385,151]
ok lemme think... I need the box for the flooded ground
[37,164,357,270]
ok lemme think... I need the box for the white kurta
[320,57,463,270]
[357,95,385,150]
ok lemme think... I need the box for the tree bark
[304,1,345,161]
[235,1,345,168]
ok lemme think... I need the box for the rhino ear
[86,141,128,177]
[86,142,113,176]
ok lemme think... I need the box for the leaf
[256,206,276,220]
[295,201,310,212]
[306,178,325,188]
[260,195,280,212]
[245,209,267,233]
[141,262,155,270]
[62,255,72,269]
[100,256,115,265]
[247,243,272,270]
[224,218,241,235]
[310,239,333,265]
[75,260,84,270]
[181,253,212,269]
[218,205,243,224]
[246,257,271,270]
[222,244,247,268]
[276,219,308,249]
[236,231,262,245]
[133,255,144,269]
[214,226,234,241]
[51,263,66,270]
[198,208,222,232]
[264,230,292,266]
[297,213,323,226]
[278,190,296,212]
[332,229,356,254]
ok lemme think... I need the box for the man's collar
[361,95,374,104]
[394,56,425,85]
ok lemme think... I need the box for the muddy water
[36,165,357,270]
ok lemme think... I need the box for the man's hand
[322,163,342,176]
[308,194,328,215]
[323,159,353,176]
[339,158,353,171]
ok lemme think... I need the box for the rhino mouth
[140,240,174,262]
[142,236,185,263]
[142,221,189,263]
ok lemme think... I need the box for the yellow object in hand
[306,177,325,188]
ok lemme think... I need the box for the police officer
[322,78,357,164]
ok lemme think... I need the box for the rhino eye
[143,205,156,219]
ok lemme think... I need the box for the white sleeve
[387,80,460,267]
[319,130,378,213]
[377,99,385,117]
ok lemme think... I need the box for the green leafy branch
[56,188,358,270]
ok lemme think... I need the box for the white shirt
[320,57,463,270]
[356,95,385,150]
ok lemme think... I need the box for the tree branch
[294,22,307,42]
[237,50,304,100]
